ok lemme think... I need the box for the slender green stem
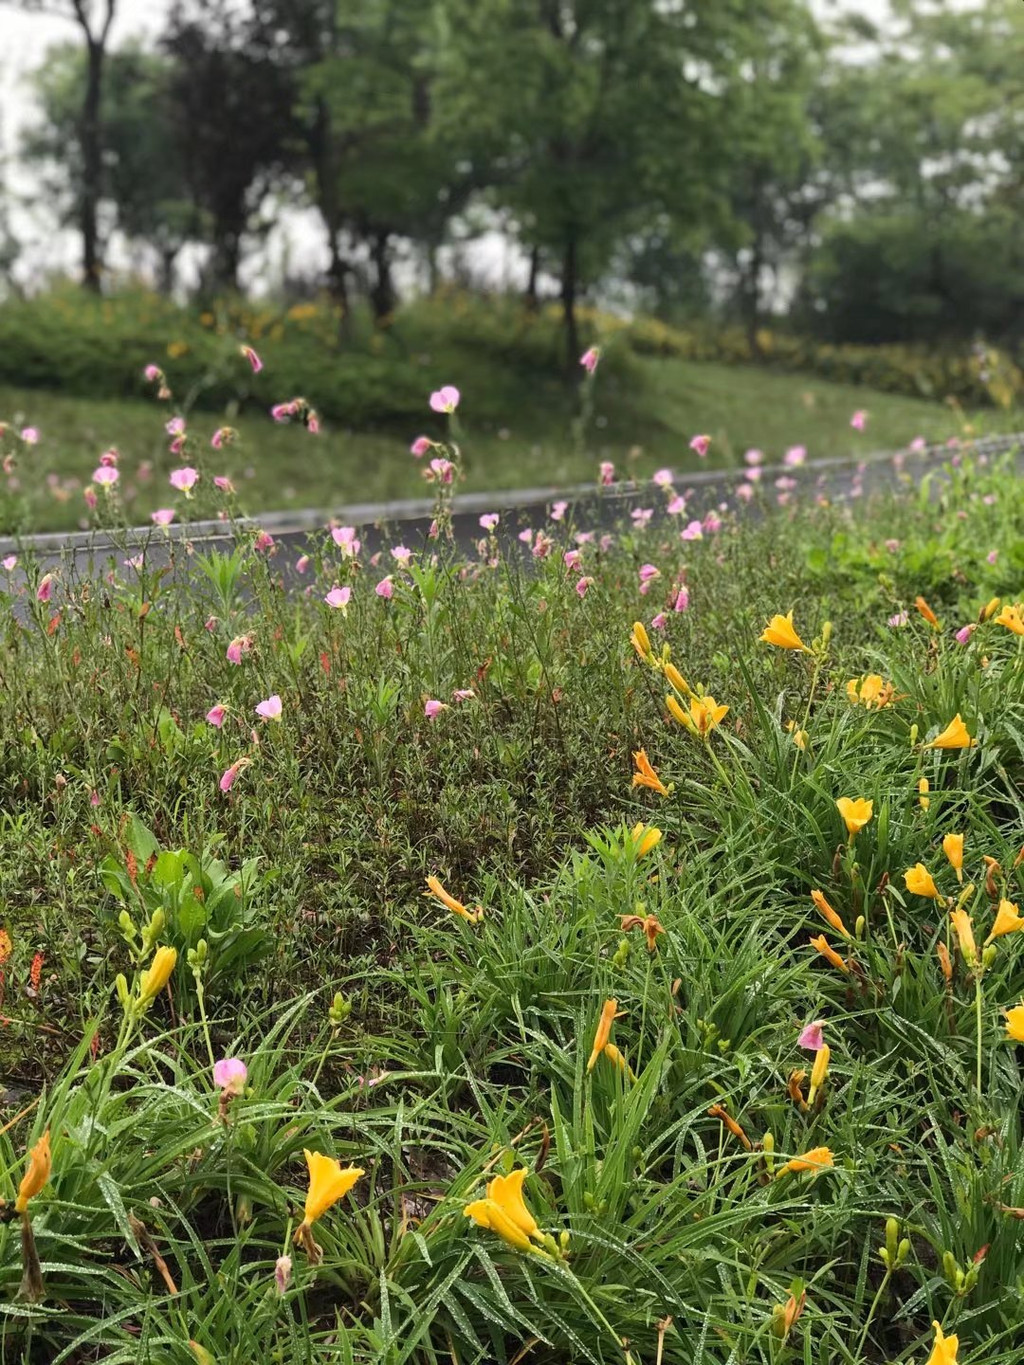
[855,1269,892,1361]
[975,974,984,1096]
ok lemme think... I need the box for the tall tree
[9,0,118,288]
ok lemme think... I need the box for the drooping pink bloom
[531,531,553,559]
[410,435,432,458]
[673,585,689,612]
[219,760,246,793]
[144,364,162,383]
[331,526,361,556]
[213,1057,247,1094]
[579,346,600,374]
[169,435,186,456]
[638,563,660,585]
[429,385,460,413]
[391,545,412,565]
[631,508,653,530]
[850,409,867,431]
[92,465,119,487]
[226,635,252,665]
[89,789,101,807]
[681,520,703,541]
[254,531,275,553]
[241,344,263,374]
[2,555,17,571]
[798,1021,825,1051]
[599,461,615,486]
[424,699,446,718]
[206,705,227,728]
[650,612,667,631]
[986,549,998,565]
[83,486,98,510]
[124,554,144,571]
[151,508,175,527]
[214,475,235,494]
[689,434,710,458]
[20,427,39,445]
[550,500,568,521]
[428,519,439,539]
[255,694,282,721]
[666,494,687,516]
[375,576,394,599]
[479,513,499,532]
[599,534,615,553]
[453,688,476,702]
[563,549,582,571]
[204,616,218,632]
[575,576,593,598]
[295,555,310,574]
[169,467,199,493]
[702,511,721,533]
[99,447,119,467]
[165,416,186,437]
[36,573,54,603]
[271,401,297,422]
[518,527,533,546]
[275,1255,292,1296]
[427,457,454,484]
[955,624,977,645]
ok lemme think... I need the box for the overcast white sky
[0,0,895,288]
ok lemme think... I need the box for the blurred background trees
[6,0,1023,355]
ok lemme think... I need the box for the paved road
[2,432,1021,585]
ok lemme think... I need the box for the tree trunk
[561,234,580,373]
[525,244,540,311]
[369,231,395,322]
[80,38,105,291]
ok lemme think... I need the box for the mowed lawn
[2,355,1020,534]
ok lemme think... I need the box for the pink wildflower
[955,624,976,646]
[453,688,475,702]
[325,586,351,610]
[703,511,721,533]
[99,448,119,467]
[226,636,252,665]
[666,494,686,516]
[518,528,534,545]
[650,612,667,631]
[2,555,17,571]
[410,435,432,458]
[331,526,361,557]
[850,409,867,431]
[744,448,764,466]
[165,416,185,437]
[599,461,615,486]
[169,467,199,493]
[83,487,98,510]
[424,699,446,718]
[255,694,283,722]
[631,508,653,530]
[575,576,593,598]
[144,364,162,383]
[532,531,553,559]
[214,475,235,494]
[563,549,582,571]
[375,576,394,599]
[681,520,703,541]
[689,434,710,458]
[36,573,54,603]
[213,1057,247,1094]
[652,468,674,488]
[909,436,927,453]
[736,482,754,502]
[295,555,310,574]
[479,513,499,532]
[219,760,246,794]
[241,344,263,374]
[254,531,275,553]
[784,445,806,467]
[673,585,689,612]
[271,401,297,422]
[427,457,454,484]
[429,385,460,413]
[391,545,412,565]
[307,414,320,435]
[20,427,39,445]
[206,705,227,728]
[579,346,600,373]
[888,611,909,628]
[550,500,568,521]
[798,1021,825,1051]
[986,550,998,565]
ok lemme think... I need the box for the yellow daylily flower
[630,621,652,661]
[942,833,964,883]
[426,875,483,924]
[630,822,662,858]
[293,1151,364,1261]
[836,796,873,837]
[926,715,976,750]
[689,694,729,737]
[485,1169,540,1240]
[587,998,619,1071]
[760,611,811,652]
[138,946,177,1006]
[14,1131,51,1215]
[994,603,1024,636]
[785,720,808,749]
[925,1320,958,1365]
[807,1045,830,1105]
[776,1146,834,1178]
[846,674,897,709]
[950,908,977,967]
[985,899,1024,945]
[810,890,850,939]
[632,749,670,797]
[464,1197,536,1253]
[1005,1003,1024,1042]
[904,863,939,899]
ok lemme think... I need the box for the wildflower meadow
[1,349,1023,1365]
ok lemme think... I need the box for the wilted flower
[798,1020,825,1051]
[425,875,482,924]
[274,1254,292,1295]
[632,749,670,796]
[620,912,665,952]
[240,344,263,373]
[586,998,619,1071]
[15,1131,51,1214]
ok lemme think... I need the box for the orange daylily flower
[925,1320,959,1365]
[914,596,939,628]
[904,864,939,899]
[138,946,177,1007]
[807,1044,830,1105]
[942,833,964,883]
[1005,1003,1024,1043]
[994,603,1024,636]
[587,998,619,1071]
[985,899,1024,945]
[466,1167,543,1249]
[950,908,977,967]
[293,1151,364,1261]
[810,934,850,974]
[668,692,729,738]
[926,715,976,750]
[15,1131,51,1215]
[630,822,662,858]
[426,875,483,924]
[632,749,670,797]
[811,890,850,939]
[707,1104,753,1151]
[846,674,897,709]
[760,611,811,652]
[620,913,665,952]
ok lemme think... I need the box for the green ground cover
[1,422,1023,1361]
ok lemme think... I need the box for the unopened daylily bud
[329,992,352,1026]
[612,938,630,968]
[884,1218,899,1267]
[982,944,998,970]
[855,914,866,939]
[909,723,919,746]
[897,1237,911,1267]
[942,1250,960,1291]
[115,972,131,1010]
[118,909,136,943]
